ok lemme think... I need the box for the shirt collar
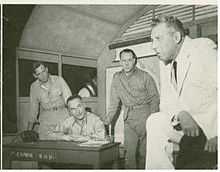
[122,66,138,77]
[72,112,87,127]
[36,74,51,85]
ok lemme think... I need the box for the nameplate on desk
[11,151,34,159]
[37,152,57,161]
[10,151,57,161]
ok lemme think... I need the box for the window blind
[109,5,217,49]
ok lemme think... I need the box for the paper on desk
[47,133,89,142]
[79,140,109,147]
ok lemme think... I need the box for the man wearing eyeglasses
[28,61,72,140]
[54,95,105,140]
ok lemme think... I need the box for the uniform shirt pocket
[49,87,62,99]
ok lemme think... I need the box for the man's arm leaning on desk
[90,113,106,139]
[101,74,121,126]
[59,76,72,103]
[28,83,40,131]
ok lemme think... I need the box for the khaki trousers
[124,122,146,169]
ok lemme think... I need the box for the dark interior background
[62,64,96,95]
[3,5,35,133]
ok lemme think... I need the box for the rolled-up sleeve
[93,117,105,139]
[106,74,121,125]
[59,76,72,104]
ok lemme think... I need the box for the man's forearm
[27,121,39,131]
[100,114,111,125]
[150,95,160,114]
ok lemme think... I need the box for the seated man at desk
[54,95,105,140]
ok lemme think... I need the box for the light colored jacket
[160,36,217,139]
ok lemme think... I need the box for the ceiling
[66,5,146,25]
[18,5,155,59]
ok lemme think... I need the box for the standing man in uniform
[146,15,217,169]
[102,49,160,169]
[29,61,72,139]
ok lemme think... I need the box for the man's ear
[119,59,123,66]
[174,31,182,44]
[45,67,48,73]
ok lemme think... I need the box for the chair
[171,136,217,169]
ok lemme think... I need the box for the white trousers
[146,112,184,169]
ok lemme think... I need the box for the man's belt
[43,105,65,111]
[123,103,149,121]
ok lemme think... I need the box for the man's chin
[158,57,171,66]
[163,61,170,66]
[39,78,49,83]
[124,68,134,73]
[75,115,84,120]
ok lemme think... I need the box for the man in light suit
[146,15,217,169]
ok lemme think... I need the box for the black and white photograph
[2,1,218,169]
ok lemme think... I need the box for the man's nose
[76,109,80,114]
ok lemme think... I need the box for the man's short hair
[151,15,186,37]
[119,49,137,59]
[32,61,47,73]
[67,95,82,105]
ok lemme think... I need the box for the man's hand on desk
[100,115,111,126]
[52,134,89,142]
[27,120,40,131]
[177,111,200,137]
[204,136,217,152]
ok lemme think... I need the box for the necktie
[171,61,177,90]
[173,61,177,84]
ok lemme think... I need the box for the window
[62,64,97,95]
[200,21,217,44]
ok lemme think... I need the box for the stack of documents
[79,140,109,147]
[47,132,109,146]
[47,133,89,143]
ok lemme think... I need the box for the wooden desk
[3,141,120,169]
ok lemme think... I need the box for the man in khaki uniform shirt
[29,61,72,139]
[102,49,159,169]
[55,95,105,139]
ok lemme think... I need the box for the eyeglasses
[68,104,82,111]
